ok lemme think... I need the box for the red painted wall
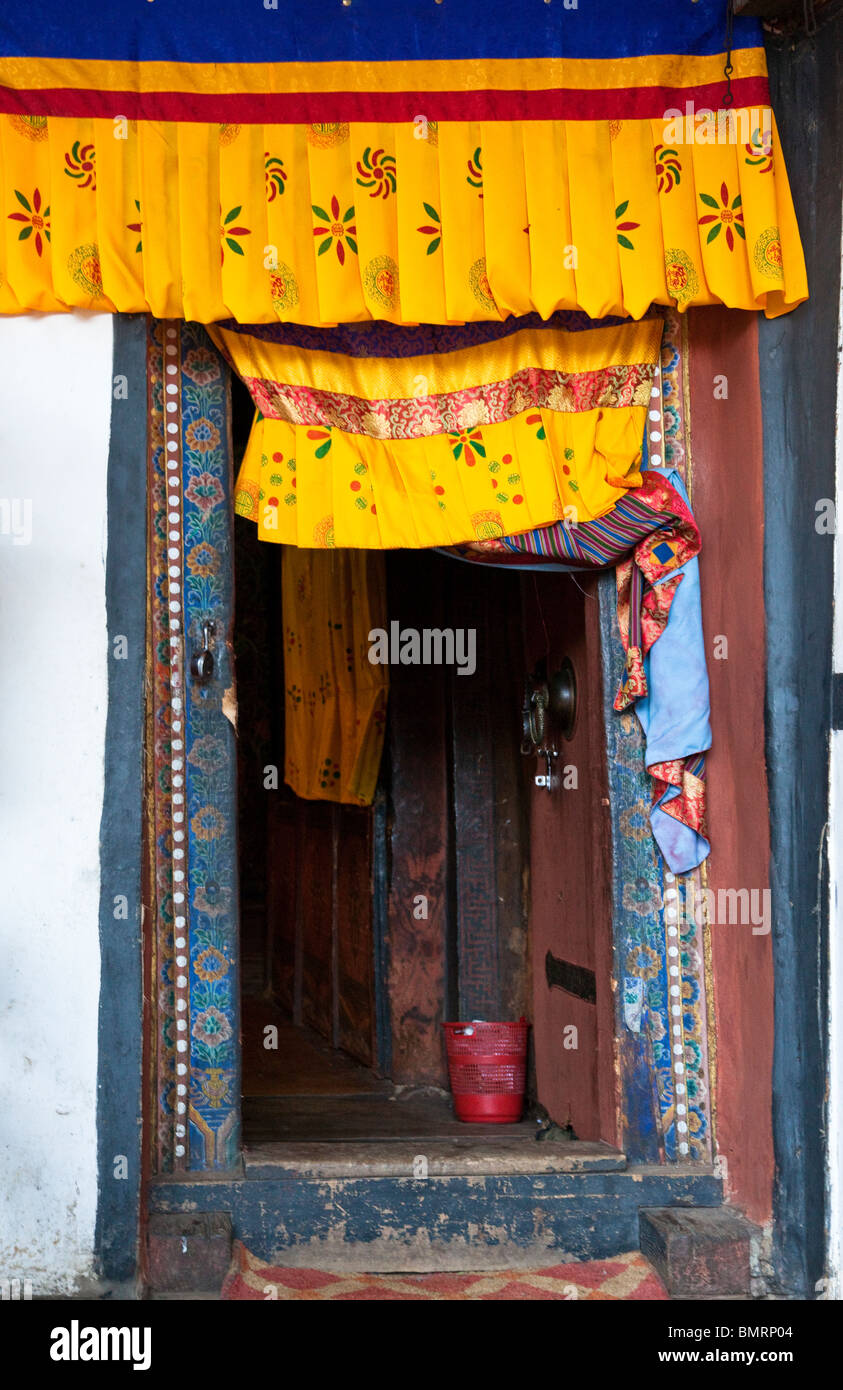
[688,307,774,1225]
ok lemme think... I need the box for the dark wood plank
[337,804,376,1066]
[448,565,500,1019]
[299,800,334,1039]
[385,552,450,1085]
[266,798,298,1013]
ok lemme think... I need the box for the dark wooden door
[522,572,617,1143]
[265,794,377,1068]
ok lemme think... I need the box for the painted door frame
[93,287,830,1294]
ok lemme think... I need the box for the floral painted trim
[243,360,656,441]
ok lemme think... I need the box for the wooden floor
[244,1092,539,1144]
[242,1000,387,1098]
[242,997,542,1146]
[240,1000,626,1176]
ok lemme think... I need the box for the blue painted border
[95,313,147,1283]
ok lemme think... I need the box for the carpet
[221,1242,668,1300]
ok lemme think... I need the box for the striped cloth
[443,470,711,873]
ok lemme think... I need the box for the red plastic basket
[442,1019,529,1123]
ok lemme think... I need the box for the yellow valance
[221,317,662,549]
[0,111,806,324]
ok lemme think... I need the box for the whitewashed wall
[0,313,113,1293]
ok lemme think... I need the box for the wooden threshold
[243,1138,627,1180]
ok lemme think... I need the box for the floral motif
[313,196,357,266]
[183,347,221,386]
[356,146,396,199]
[307,427,333,459]
[608,120,623,142]
[622,876,662,918]
[469,256,496,312]
[127,199,142,253]
[653,145,682,194]
[466,146,483,197]
[417,202,441,255]
[191,1006,233,1048]
[620,800,652,842]
[185,470,224,513]
[67,243,103,297]
[194,947,230,983]
[264,153,287,201]
[218,124,241,146]
[615,200,640,250]
[191,805,227,841]
[193,882,232,918]
[744,126,773,174]
[269,262,300,311]
[664,248,700,306]
[698,182,745,251]
[220,205,251,262]
[753,226,783,281]
[8,188,50,257]
[363,254,399,309]
[448,427,486,463]
[188,733,227,775]
[187,541,220,576]
[64,140,97,190]
[526,411,547,442]
[625,942,661,980]
[8,114,48,141]
[185,418,221,455]
[306,123,349,148]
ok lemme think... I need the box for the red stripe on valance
[0,75,772,125]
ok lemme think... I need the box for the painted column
[148,321,240,1172]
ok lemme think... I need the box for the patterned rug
[221,1242,667,1300]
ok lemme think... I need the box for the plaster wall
[0,312,113,1292]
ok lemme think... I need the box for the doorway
[232,415,618,1154]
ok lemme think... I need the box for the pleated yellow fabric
[221,318,662,548]
[0,113,807,322]
[281,547,388,805]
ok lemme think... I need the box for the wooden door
[522,572,617,1143]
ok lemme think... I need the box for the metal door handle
[190,620,216,684]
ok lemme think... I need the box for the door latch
[190,620,216,685]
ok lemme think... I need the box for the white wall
[0,313,113,1293]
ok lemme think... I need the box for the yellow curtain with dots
[218,317,663,549]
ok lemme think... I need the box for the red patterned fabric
[221,1241,668,1301]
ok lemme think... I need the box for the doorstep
[148,1164,723,1272]
[242,1137,627,1179]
